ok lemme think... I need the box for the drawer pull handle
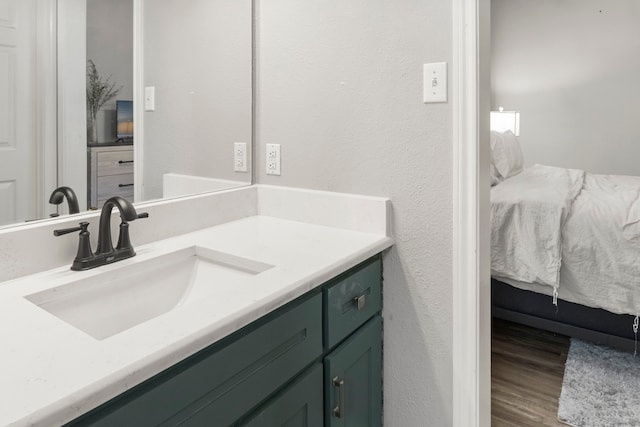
[332,376,345,418]
[118,160,134,164]
[118,183,134,188]
[354,294,367,311]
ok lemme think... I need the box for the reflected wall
[142,0,253,201]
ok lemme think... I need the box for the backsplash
[0,187,257,283]
[0,185,391,283]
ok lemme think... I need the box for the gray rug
[558,339,640,426]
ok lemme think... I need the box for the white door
[0,0,37,226]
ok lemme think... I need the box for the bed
[490,130,640,351]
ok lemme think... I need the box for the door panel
[0,49,14,147]
[0,180,16,221]
[0,0,37,225]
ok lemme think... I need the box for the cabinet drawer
[97,174,135,201]
[67,294,322,427]
[324,258,381,349]
[97,150,134,176]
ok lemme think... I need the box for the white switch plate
[234,142,248,172]
[423,62,447,103]
[266,144,281,176]
[144,86,156,111]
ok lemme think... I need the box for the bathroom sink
[25,246,274,340]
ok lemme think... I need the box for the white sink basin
[25,246,274,340]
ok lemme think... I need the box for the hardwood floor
[491,319,570,427]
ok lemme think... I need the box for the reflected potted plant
[86,60,121,144]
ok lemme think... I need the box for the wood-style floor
[491,319,571,427]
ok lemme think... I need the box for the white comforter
[491,164,585,287]
[491,165,640,315]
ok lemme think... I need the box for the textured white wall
[492,0,640,175]
[142,0,252,201]
[256,1,454,424]
[86,0,133,142]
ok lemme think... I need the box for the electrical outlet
[234,142,247,172]
[266,144,281,176]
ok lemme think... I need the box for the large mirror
[0,0,252,228]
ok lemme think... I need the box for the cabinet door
[324,316,382,427]
[240,364,323,427]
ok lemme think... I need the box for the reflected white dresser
[88,144,134,209]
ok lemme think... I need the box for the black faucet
[54,196,148,271]
[49,186,80,215]
[96,196,149,259]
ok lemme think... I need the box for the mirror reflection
[85,0,134,210]
[0,0,252,228]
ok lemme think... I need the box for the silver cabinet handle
[332,376,345,418]
[354,294,367,311]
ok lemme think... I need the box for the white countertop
[0,215,392,427]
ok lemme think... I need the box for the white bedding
[492,166,640,315]
[491,164,584,288]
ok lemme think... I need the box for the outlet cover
[234,142,247,172]
[266,144,281,176]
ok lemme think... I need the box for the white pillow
[490,130,523,185]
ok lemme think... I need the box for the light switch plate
[423,62,447,103]
[234,142,248,172]
[144,86,156,111]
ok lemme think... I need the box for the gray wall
[256,0,454,424]
[142,0,252,201]
[86,0,133,142]
[492,0,640,175]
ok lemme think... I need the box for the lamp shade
[490,109,520,136]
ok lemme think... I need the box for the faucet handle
[119,212,148,224]
[54,222,90,236]
[115,213,147,254]
[54,222,95,270]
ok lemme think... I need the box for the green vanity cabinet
[65,255,383,427]
[322,256,382,427]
